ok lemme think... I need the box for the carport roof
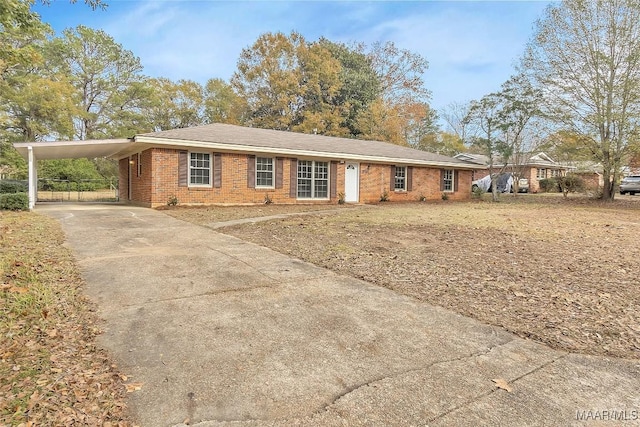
[13,139,134,160]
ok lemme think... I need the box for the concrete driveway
[39,204,640,426]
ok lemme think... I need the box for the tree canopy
[522,0,640,200]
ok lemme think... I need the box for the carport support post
[27,146,36,210]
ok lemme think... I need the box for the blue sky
[33,1,551,113]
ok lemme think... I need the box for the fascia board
[134,136,486,170]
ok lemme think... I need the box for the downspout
[27,146,36,210]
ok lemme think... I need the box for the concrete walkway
[39,204,640,427]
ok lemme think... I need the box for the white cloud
[39,1,549,110]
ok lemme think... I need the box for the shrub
[264,193,273,204]
[441,192,449,201]
[472,186,485,198]
[538,178,560,193]
[167,195,178,206]
[0,192,29,210]
[0,180,28,194]
[557,174,585,198]
[338,192,345,205]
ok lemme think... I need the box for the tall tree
[496,74,544,192]
[368,41,430,104]
[464,93,505,200]
[522,0,640,200]
[203,78,245,124]
[141,78,205,131]
[46,25,144,139]
[231,31,307,131]
[317,39,381,137]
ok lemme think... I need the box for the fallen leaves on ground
[492,378,513,392]
[0,211,132,425]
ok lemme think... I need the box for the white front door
[344,162,359,203]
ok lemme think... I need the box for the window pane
[189,152,211,185]
[256,157,274,187]
[443,169,453,191]
[395,166,406,190]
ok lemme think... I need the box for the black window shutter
[330,161,338,198]
[213,153,222,188]
[178,151,188,187]
[247,155,256,188]
[407,166,413,191]
[454,170,459,192]
[440,169,445,191]
[289,159,298,198]
[390,166,395,191]
[275,157,284,189]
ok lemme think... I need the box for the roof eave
[133,136,484,169]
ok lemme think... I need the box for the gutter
[133,136,486,170]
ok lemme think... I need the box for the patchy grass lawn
[0,212,130,426]
[166,195,640,360]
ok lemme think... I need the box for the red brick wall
[118,158,128,201]
[121,148,473,207]
[359,164,471,202]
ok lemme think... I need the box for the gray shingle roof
[137,123,478,168]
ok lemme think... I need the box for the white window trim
[537,168,546,180]
[256,156,275,189]
[297,159,330,200]
[443,169,454,192]
[189,152,212,188]
[394,166,407,192]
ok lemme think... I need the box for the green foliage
[441,192,449,201]
[538,178,559,193]
[417,131,465,156]
[0,192,28,210]
[472,185,485,198]
[204,78,245,124]
[46,25,145,139]
[379,190,389,202]
[167,195,178,206]
[0,141,27,178]
[316,39,381,137]
[0,180,28,193]
[38,158,103,182]
[557,174,585,198]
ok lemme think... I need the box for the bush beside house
[0,180,28,210]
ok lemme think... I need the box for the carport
[13,139,136,209]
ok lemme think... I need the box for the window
[189,152,211,186]
[394,166,406,191]
[537,168,546,179]
[256,157,274,187]
[443,169,454,191]
[297,160,329,199]
[550,169,561,177]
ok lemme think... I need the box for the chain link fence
[37,178,119,202]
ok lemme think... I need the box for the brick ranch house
[15,124,484,209]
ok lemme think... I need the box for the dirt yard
[166,195,640,360]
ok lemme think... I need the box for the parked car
[514,178,529,193]
[620,175,640,195]
[472,173,514,193]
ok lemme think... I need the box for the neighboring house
[15,123,483,209]
[454,152,571,193]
